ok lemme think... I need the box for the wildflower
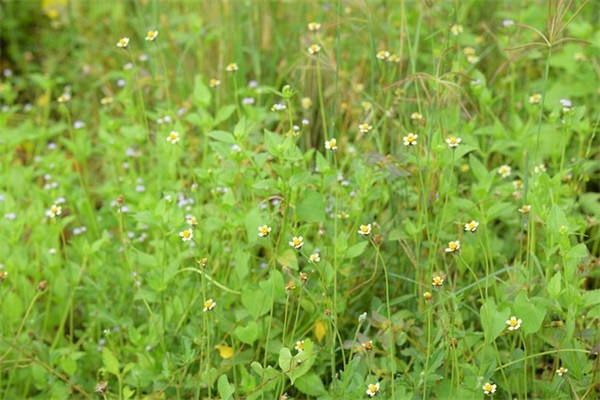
[285,281,296,292]
[361,340,373,352]
[366,382,380,397]
[423,291,433,302]
[179,228,193,242]
[57,93,71,103]
[116,37,130,49]
[74,121,85,129]
[388,54,400,63]
[0,271,7,283]
[308,22,321,31]
[376,50,390,60]
[506,316,522,331]
[299,272,308,283]
[95,381,108,395]
[512,179,523,190]
[529,93,542,104]
[518,205,531,214]
[271,103,286,111]
[209,78,221,88]
[295,340,305,352]
[289,236,304,250]
[556,367,568,377]
[358,312,368,323]
[498,165,511,178]
[38,280,48,291]
[361,101,372,111]
[258,225,271,237]
[534,164,547,173]
[450,24,463,36]
[446,136,461,148]
[445,240,460,253]
[309,253,320,263]
[225,63,239,72]
[100,97,113,105]
[358,224,372,236]
[463,47,476,56]
[574,52,586,62]
[308,44,321,54]
[301,97,312,109]
[203,298,216,312]
[197,257,208,267]
[464,220,479,233]
[467,55,480,64]
[337,211,349,219]
[186,216,198,226]
[503,19,515,27]
[432,276,444,287]
[358,123,372,134]
[166,131,180,144]
[403,133,418,146]
[482,382,496,395]
[325,138,338,151]
[46,204,62,218]
[410,112,423,121]
[145,30,158,41]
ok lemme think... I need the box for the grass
[0,0,599,399]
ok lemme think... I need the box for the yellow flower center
[368,384,378,393]
[183,231,191,238]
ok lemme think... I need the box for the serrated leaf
[214,105,236,125]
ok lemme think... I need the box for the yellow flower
[166,131,180,144]
[179,228,193,242]
[450,24,463,36]
[482,382,496,395]
[388,54,401,63]
[410,112,423,121]
[301,97,313,109]
[574,52,586,62]
[203,298,216,312]
[512,179,523,190]
[403,133,418,146]
[145,30,158,41]
[308,22,321,31]
[376,50,390,60]
[464,220,479,233]
[445,240,460,253]
[358,224,372,236]
[498,165,511,178]
[116,37,130,49]
[446,136,461,148]
[423,291,433,302]
[325,138,338,151]
[100,97,113,105]
[258,225,271,237]
[209,78,221,88]
[308,44,321,54]
[225,63,239,73]
[529,93,542,104]
[366,382,380,397]
[506,316,522,331]
[358,123,372,134]
[432,276,444,287]
[289,236,304,250]
[0,271,7,283]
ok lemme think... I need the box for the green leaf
[217,374,235,400]
[123,386,135,400]
[215,105,236,125]
[206,130,236,144]
[278,339,315,384]
[294,373,327,396]
[234,249,250,280]
[514,292,545,335]
[250,362,281,391]
[192,75,211,107]
[128,325,141,345]
[469,154,488,183]
[583,289,600,307]
[480,298,510,342]
[241,284,271,319]
[102,347,120,376]
[59,356,77,376]
[235,321,259,345]
[276,249,299,270]
[548,273,562,298]
[296,190,326,223]
[345,241,369,259]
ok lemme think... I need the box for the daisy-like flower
[423,291,433,302]
[361,340,373,352]
[467,55,480,64]
[100,97,113,105]
[403,133,418,146]
[445,240,460,253]
[145,30,158,41]
[529,93,542,104]
[358,123,372,134]
[482,382,497,395]
[325,138,337,151]
[258,225,271,237]
[294,340,305,352]
[518,205,531,214]
[309,253,320,263]
[308,22,321,31]
[289,236,304,250]
[308,44,321,54]
[337,211,349,219]
[46,204,62,218]
[388,54,400,63]
[271,103,287,111]
[556,367,568,377]
[464,220,479,233]
[209,78,221,88]
[366,382,380,397]
[463,46,476,56]
[203,298,216,312]
[534,164,547,173]
[301,97,312,109]
[432,276,444,287]
[57,93,71,103]
[225,63,239,73]
[0,271,7,283]
[179,228,193,242]
[410,112,423,121]
[506,316,522,331]
[498,165,511,178]
[503,19,515,27]
[166,131,180,144]
[116,37,130,49]
[299,272,308,283]
[358,224,372,236]
[446,136,461,148]
[512,179,523,190]
[450,24,464,36]
[574,52,586,62]
[376,50,390,60]
[186,216,198,226]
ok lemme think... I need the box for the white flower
[309,253,320,263]
[324,138,337,151]
[145,30,158,41]
[498,165,511,178]
[403,133,418,146]
[358,123,372,134]
[464,220,479,233]
[203,298,216,312]
[446,136,461,148]
[166,131,180,144]
[506,316,522,331]
[358,224,372,236]
[556,367,568,377]
[482,382,496,395]
[307,44,321,54]
[289,236,304,250]
[258,225,271,237]
[445,240,460,253]
[179,229,193,242]
[46,204,62,218]
[366,382,380,397]
[117,37,130,48]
